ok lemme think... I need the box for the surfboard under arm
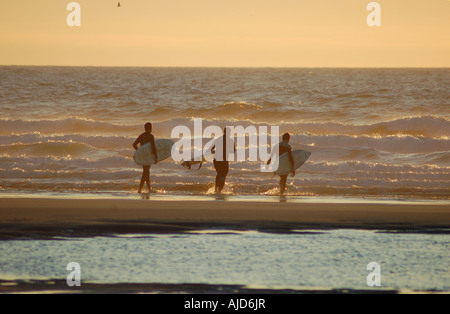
[274,150,311,176]
[133,139,174,166]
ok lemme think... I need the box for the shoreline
[0,197,449,240]
[2,279,448,294]
[0,279,401,294]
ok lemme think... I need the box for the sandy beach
[0,197,449,240]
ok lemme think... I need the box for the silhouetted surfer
[133,122,158,193]
[267,133,295,195]
[211,127,236,194]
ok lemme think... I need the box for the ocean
[0,66,448,200]
[1,230,449,293]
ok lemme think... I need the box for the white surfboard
[133,139,174,166]
[274,150,311,176]
[181,150,214,170]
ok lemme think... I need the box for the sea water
[0,67,449,200]
[0,230,448,292]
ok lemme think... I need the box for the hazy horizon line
[2,64,450,69]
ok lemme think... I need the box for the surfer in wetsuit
[211,127,236,193]
[267,133,295,195]
[133,122,158,193]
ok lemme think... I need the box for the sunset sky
[1,0,449,67]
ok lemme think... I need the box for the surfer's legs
[215,176,220,192]
[215,175,227,192]
[214,160,229,192]
[138,166,151,193]
[217,176,227,192]
[279,175,288,195]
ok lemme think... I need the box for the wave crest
[0,116,448,138]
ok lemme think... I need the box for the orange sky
[1,0,449,67]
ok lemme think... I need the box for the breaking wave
[0,116,448,138]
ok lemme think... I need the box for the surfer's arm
[150,135,158,163]
[132,137,140,150]
[266,144,279,165]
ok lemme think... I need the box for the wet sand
[0,198,449,239]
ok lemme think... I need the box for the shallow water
[0,230,448,292]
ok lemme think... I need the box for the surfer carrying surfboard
[133,122,158,193]
[267,133,295,195]
[210,127,236,194]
